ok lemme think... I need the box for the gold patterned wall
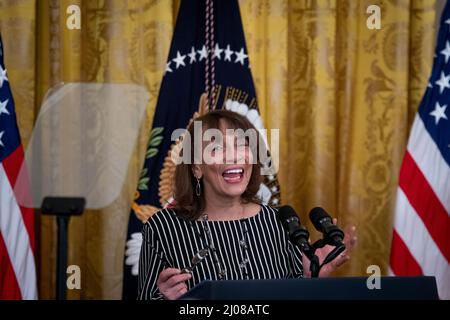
[0,0,437,299]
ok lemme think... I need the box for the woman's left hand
[302,219,357,278]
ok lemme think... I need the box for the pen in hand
[181,248,209,274]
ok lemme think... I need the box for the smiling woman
[173,109,264,221]
[137,109,307,300]
[137,109,354,300]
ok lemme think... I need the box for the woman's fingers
[331,217,357,252]
[328,224,356,269]
[344,225,357,251]
[157,268,192,300]
[166,273,192,288]
[336,225,356,263]
[163,281,189,300]
[165,282,188,297]
[174,286,189,300]
[335,252,350,266]
[302,258,311,278]
[157,268,182,284]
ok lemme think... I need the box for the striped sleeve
[290,243,304,278]
[137,221,165,300]
[264,205,303,279]
[267,205,303,278]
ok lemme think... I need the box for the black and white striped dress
[137,204,303,300]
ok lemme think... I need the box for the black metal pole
[41,197,85,300]
[310,255,320,278]
[56,215,69,300]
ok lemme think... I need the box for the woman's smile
[222,166,245,183]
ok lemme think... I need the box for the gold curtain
[0,0,437,299]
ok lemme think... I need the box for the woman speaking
[137,109,355,300]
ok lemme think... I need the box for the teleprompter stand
[41,197,85,300]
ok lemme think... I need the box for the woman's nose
[224,146,246,164]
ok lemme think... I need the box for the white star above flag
[165,61,173,73]
[224,44,233,61]
[0,130,4,147]
[214,43,223,60]
[173,51,186,69]
[430,102,448,125]
[197,45,208,61]
[234,47,248,65]
[0,65,8,88]
[435,71,450,94]
[440,41,450,63]
[0,99,9,116]
[188,47,197,63]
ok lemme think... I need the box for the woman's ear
[192,165,202,179]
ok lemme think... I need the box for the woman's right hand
[156,268,192,300]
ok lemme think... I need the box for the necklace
[198,212,250,280]
[201,214,227,279]
[238,219,250,278]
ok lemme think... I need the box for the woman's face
[193,122,254,201]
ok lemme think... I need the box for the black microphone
[309,207,344,247]
[278,205,315,260]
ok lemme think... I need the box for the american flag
[0,35,37,299]
[390,3,450,300]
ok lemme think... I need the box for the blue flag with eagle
[122,0,281,299]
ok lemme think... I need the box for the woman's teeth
[222,168,244,182]
[223,169,243,174]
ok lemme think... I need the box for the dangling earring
[195,177,201,196]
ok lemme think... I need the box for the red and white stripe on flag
[0,35,38,300]
[0,147,37,300]
[390,3,450,300]
[390,115,450,299]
